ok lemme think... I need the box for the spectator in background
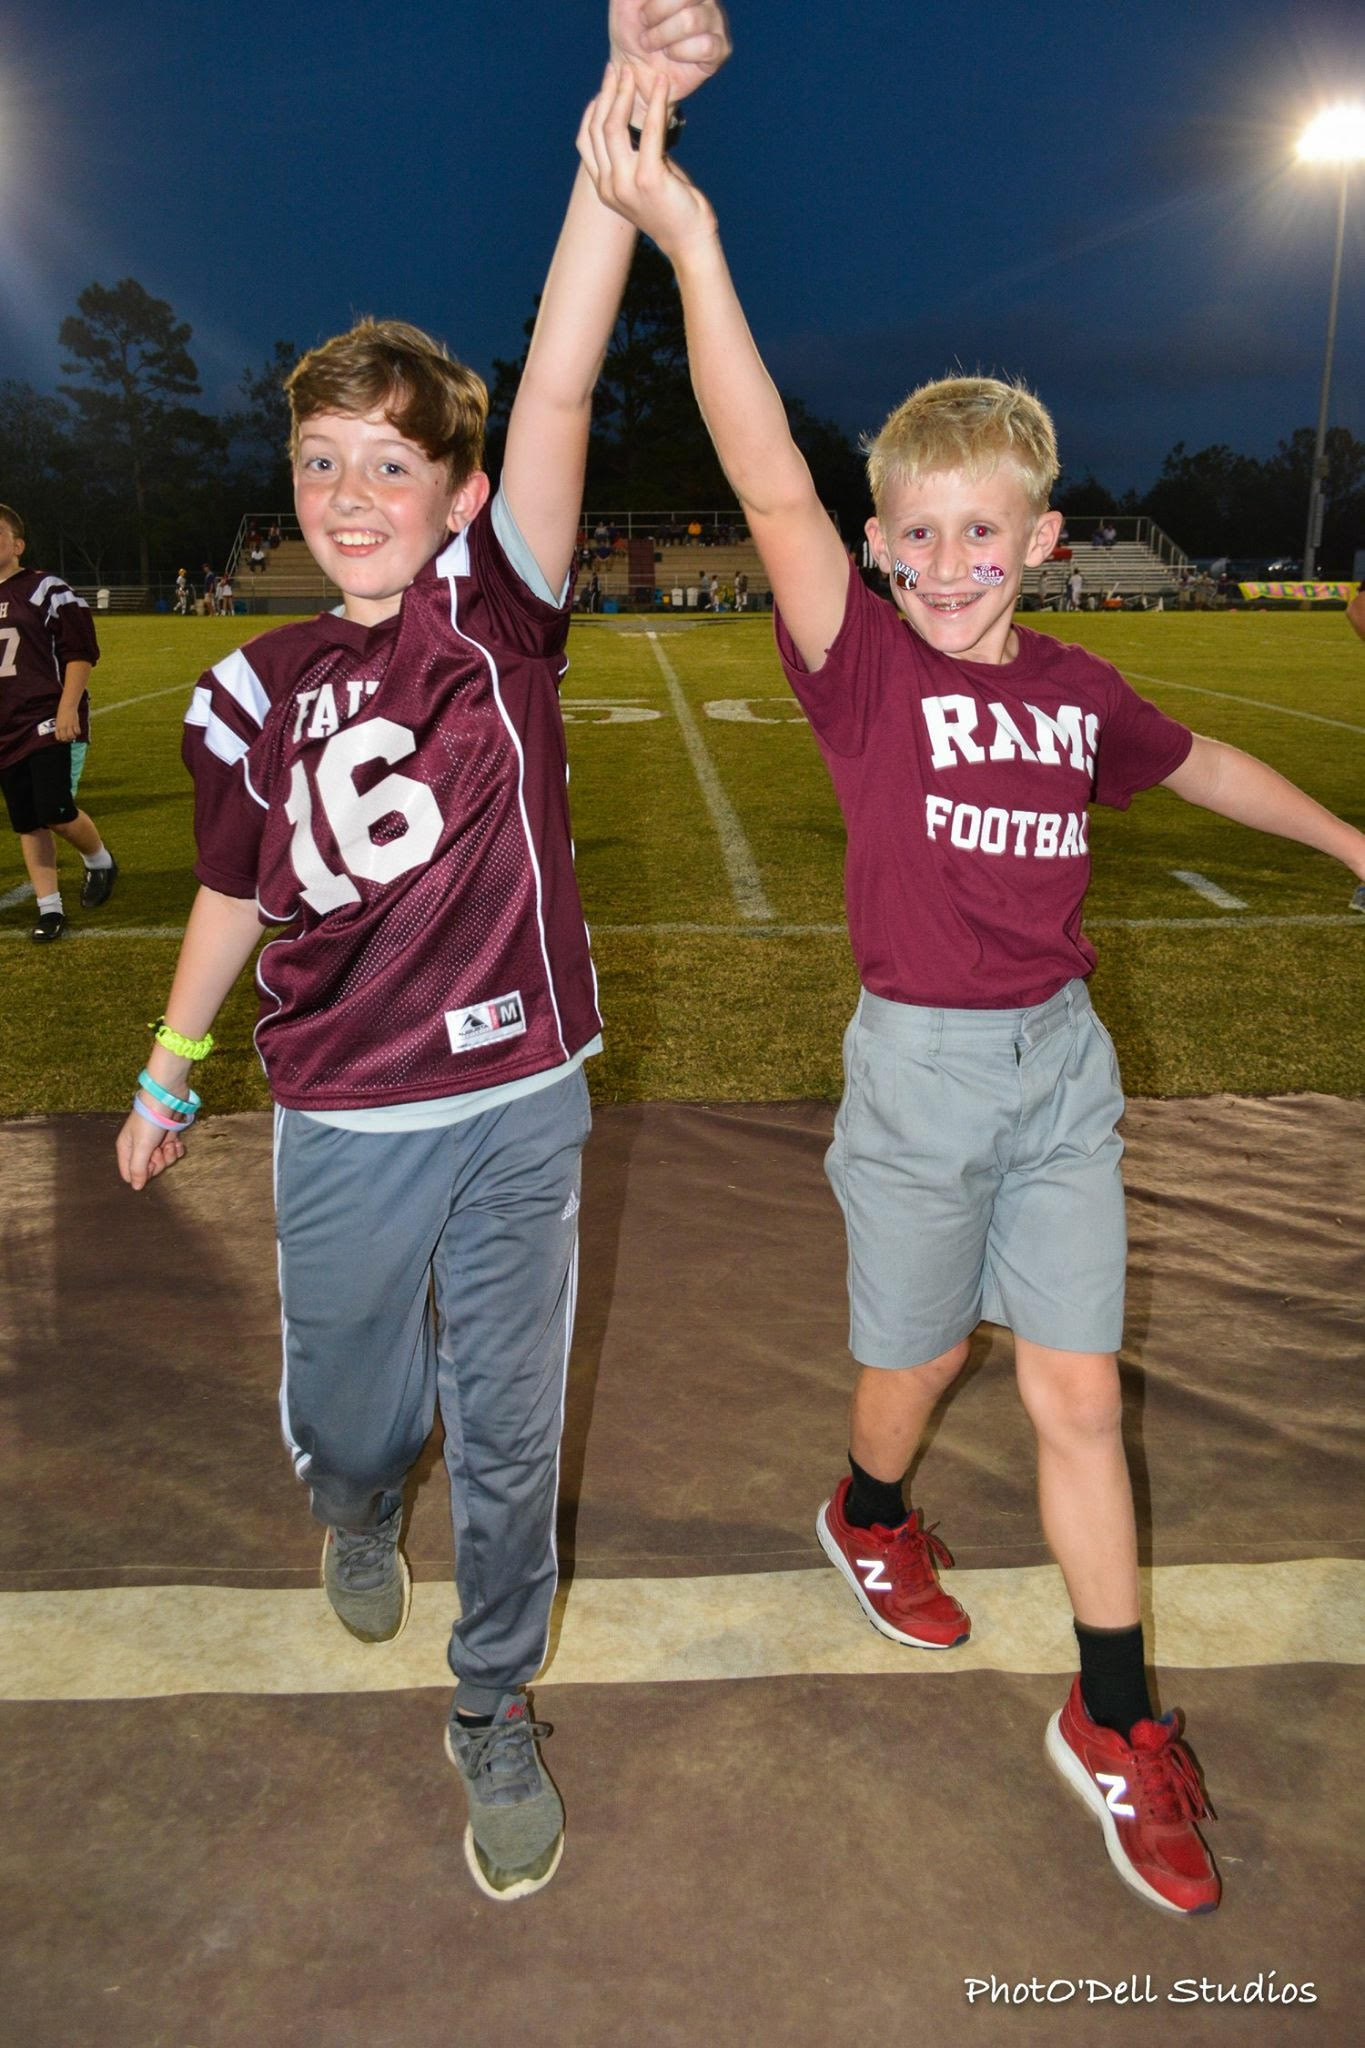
[215,574,234,616]
[201,564,216,615]
[1037,566,1054,611]
[1065,565,1084,611]
[267,522,282,549]
[174,569,192,615]
[249,538,268,575]
[734,568,749,611]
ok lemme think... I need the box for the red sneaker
[1046,1676,1220,1915]
[815,1475,970,1648]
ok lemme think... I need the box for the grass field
[3,608,1362,1115]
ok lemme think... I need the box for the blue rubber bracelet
[137,1069,202,1117]
[131,1094,195,1132]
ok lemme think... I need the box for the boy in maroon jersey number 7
[0,505,118,940]
[577,69,1365,1918]
[116,1,731,1905]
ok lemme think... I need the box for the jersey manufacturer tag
[445,991,527,1054]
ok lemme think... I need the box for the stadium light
[1296,105,1365,579]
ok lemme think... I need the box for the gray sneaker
[320,1508,411,1642]
[444,1695,565,1902]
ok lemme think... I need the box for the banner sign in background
[1238,581,1361,601]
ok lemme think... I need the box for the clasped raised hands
[579,67,718,255]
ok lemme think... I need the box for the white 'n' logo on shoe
[1097,1771,1135,1818]
[856,1556,893,1593]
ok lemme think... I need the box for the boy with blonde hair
[116,1,731,1904]
[579,71,1365,1915]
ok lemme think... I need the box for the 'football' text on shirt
[920,693,1096,862]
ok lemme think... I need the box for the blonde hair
[0,503,25,542]
[285,319,488,483]
[865,375,1059,514]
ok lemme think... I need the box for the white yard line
[90,679,197,719]
[0,882,35,912]
[1170,871,1248,911]
[1123,668,1365,737]
[2,1557,1358,1701]
[645,631,775,923]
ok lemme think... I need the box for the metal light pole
[1302,168,1347,579]
[1297,106,1365,581]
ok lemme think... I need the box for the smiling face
[866,464,1061,664]
[293,409,489,626]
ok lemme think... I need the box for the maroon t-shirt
[776,562,1193,1008]
[184,508,601,1110]
[0,570,99,771]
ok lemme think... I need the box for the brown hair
[284,319,488,482]
[0,504,26,541]
[865,375,1059,514]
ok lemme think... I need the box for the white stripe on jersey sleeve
[435,529,471,580]
[186,688,254,770]
[30,575,85,617]
[209,647,270,727]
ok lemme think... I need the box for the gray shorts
[826,980,1126,1366]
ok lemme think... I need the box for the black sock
[455,1710,493,1729]
[1075,1621,1153,1738]
[844,1454,909,1530]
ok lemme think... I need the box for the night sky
[4,1,1364,503]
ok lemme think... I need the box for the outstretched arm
[502,2,731,595]
[1163,735,1365,898]
[578,70,851,672]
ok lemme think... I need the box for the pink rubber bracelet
[132,1093,194,1133]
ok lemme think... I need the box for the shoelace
[1131,1725,1213,1823]
[333,1523,396,1583]
[459,1713,553,1803]
[887,1511,956,1587]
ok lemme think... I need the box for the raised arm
[1162,734,1365,900]
[502,2,731,595]
[578,70,851,672]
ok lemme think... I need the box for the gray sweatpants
[273,1068,590,1714]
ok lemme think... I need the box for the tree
[228,340,298,508]
[487,244,863,518]
[1140,442,1264,559]
[59,278,222,584]
[1258,427,1365,574]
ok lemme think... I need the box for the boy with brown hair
[578,71,1365,1916]
[0,503,118,939]
[115,0,731,1904]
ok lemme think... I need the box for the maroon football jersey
[0,569,99,771]
[184,506,601,1110]
[776,561,1193,1009]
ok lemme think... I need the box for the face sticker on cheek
[971,564,1007,587]
[892,559,919,590]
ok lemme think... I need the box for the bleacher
[223,512,771,615]
[220,511,1189,616]
[1021,516,1187,608]
[583,538,769,610]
